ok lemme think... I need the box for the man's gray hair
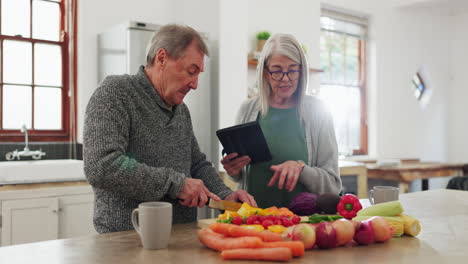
[146,24,209,65]
[256,33,309,121]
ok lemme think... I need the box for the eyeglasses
[267,70,301,81]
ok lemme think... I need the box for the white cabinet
[59,194,95,238]
[0,185,95,246]
[1,197,59,245]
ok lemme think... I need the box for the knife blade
[208,199,243,211]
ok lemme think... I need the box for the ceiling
[393,0,468,15]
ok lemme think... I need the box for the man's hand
[224,190,257,207]
[178,178,220,208]
[268,160,304,192]
[221,153,251,176]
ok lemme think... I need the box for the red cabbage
[289,192,319,216]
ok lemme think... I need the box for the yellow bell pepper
[268,225,287,233]
[217,210,240,220]
[241,225,265,232]
[237,202,262,218]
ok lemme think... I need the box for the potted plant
[256,31,271,52]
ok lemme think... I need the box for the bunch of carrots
[198,222,305,262]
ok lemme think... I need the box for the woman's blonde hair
[256,33,309,120]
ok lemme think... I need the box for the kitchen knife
[207,199,243,211]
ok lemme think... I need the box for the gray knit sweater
[83,66,232,233]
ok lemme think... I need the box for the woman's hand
[268,160,305,192]
[221,153,251,176]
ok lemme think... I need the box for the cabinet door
[59,194,96,238]
[1,197,59,246]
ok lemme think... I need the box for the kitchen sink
[0,159,85,185]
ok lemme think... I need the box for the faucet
[21,124,30,153]
[5,124,46,161]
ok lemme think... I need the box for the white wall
[448,13,468,162]
[371,9,450,162]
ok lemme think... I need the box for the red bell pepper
[337,194,362,219]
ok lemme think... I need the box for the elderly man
[84,24,256,233]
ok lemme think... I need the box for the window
[319,9,368,155]
[0,0,77,142]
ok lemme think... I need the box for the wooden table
[367,162,465,192]
[339,160,368,198]
[2,189,466,263]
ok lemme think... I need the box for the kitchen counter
[0,180,89,191]
[1,189,467,263]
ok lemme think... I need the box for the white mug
[368,186,399,205]
[132,202,172,250]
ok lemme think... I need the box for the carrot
[221,247,292,262]
[260,241,304,257]
[201,227,224,238]
[209,222,232,236]
[198,228,263,251]
[210,223,283,242]
[258,230,284,242]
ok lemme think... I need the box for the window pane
[3,40,32,84]
[329,32,345,84]
[34,87,62,130]
[345,56,358,86]
[320,32,331,83]
[321,16,366,37]
[34,43,62,86]
[345,37,359,86]
[2,85,32,129]
[319,85,361,155]
[1,0,31,38]
[32,0,60,41]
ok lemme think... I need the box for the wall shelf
[248,59,324,73]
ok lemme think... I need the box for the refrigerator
[98,21,216,218]
[98,21,159,80]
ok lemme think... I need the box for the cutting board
[197,218,218,229]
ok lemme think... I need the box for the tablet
[216,121,272,164]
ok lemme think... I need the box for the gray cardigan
[230,96,342,195]
[83,67,232,233]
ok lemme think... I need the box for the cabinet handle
[52,210,57,213]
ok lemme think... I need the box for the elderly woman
[221,33,342,208]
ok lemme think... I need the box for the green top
[247,107,308,208]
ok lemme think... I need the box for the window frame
[319,12,368,155]
[0,0,77,142]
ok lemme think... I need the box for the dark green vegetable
[301,214,343,224]
[315,193,341,214]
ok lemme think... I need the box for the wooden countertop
[1,189,467,263]
[0,180,89,191]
